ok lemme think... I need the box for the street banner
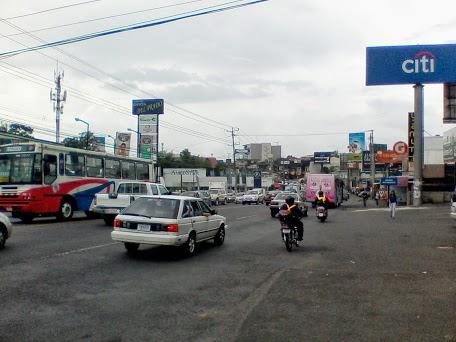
[132,99,164,115]
[408,112,415,162]
[94,136,105,152]
[348,132,365,161]
[115,132,131,157]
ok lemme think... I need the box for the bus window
[136,163,149,180]
[86,156,103,178]
[59,153,64,175]
[65,153,84,177]
[105,159,121,179]
[43,154,57,185]
[121,161,135,179]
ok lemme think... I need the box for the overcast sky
[1,0,456,160]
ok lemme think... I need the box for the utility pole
[50,66,67,143]
[229,127,239,192]
[413,84,424,206]
[369,130,375,197]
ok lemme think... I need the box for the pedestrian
[388,190,397,219]
[361,189,368,207]
[374,191,379,207]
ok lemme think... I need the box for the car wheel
[124,242,139,254]
[103,215,115,226]
[57,199,74,221]
[214,225,225,246]
[0,225,7,249]
[183,233,196,256]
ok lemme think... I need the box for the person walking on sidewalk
[389,190,397,219]
[374,191,380,207]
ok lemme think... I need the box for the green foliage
[158,149,214,169]
[7,123,34,138]
[63,131,97,150]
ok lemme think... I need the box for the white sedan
[111,195,227,256]
[0,212,13,249]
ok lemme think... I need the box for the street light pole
[127,128,140,158]
[107,134,116,154]
[75,118,89,150]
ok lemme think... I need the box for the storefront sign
[408,112,415,162]
[132,99,164,115]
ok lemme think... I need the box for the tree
[8,123,34,138]
[63,131,98,150]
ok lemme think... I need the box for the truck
[92,181,170,225]
[208,181,227,206]
[305,174,343,208]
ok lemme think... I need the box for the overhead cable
[0,0,268,59]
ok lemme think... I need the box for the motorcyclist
[279,196,304,243]
[314,190,328,209]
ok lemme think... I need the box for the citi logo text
[401,51,435,74]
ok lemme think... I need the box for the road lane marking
[353,207,431,212]
[52,242,118,257]
[236,215,258,220]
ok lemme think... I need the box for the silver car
[111,196,227,256]
[0,212,13,249]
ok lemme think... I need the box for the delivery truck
[305,174,343,208]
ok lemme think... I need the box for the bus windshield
[0,153,42,185]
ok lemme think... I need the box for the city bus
[0,141,155,222]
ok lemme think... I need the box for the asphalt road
[1,199,455,341]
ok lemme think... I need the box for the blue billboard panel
[314,152,331,164]
[132,99,164,115]
[380,177,398,186]
[366,44,456,85]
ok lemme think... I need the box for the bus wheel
[57,199,74,221]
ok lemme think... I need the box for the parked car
[242,189,265,205]
[92,181,170,225]
[269,192,308,218]
[180,191,211,207]
[111,196,227,256]
[235,192,245,204]
[264,190,281,206]
[0,212,13,249]
[226,192,236,203]
[208,189,227,205]
[451,200,456,220]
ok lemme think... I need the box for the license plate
[282,229,290,234]
[137,224,150,232]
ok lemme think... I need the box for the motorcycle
[316,205,328,222]
[280,221,299,252]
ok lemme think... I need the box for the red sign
[393,141,408,155]
[376,150,406,163]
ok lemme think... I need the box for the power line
[0,0,268,59]
[1,18,233,131]
[4,0,102,20]
[3,0,208,37]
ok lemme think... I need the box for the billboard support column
[413,84,424,206]
[369,130,375,196]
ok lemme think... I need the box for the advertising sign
[115,132,131,157]
[408,112,415,162]
[348,132,365,161]
[393,141,408,155]
[314,152,331,164]
[366,44,456,86]
[132,99,164,115]
[94,136,106,152]
[380,177,398,186]
[376,150,405,164]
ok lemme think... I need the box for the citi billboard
[366,44,456,85]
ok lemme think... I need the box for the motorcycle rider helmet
[285,196,295,205]
[318,190,324,197]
